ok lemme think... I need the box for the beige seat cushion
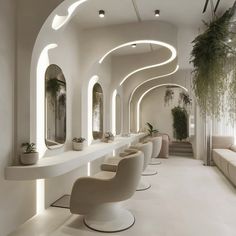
[101,157,122,172]
[93,171,116,179]
[212,149,236,178]
[230,144,236,152]
[228,161,236,186]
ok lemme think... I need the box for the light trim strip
[136,83,188,132]
[128,65,179,131]
[52,0,88,30]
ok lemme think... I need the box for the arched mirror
[116,94,121,135]
[45,64,66,149]
[92,83,103,140]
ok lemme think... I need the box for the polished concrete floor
[10,156,236,236]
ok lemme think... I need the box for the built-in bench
[212,136,236,186]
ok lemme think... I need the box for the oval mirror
[92,83,103,140]
[45,64,66,149]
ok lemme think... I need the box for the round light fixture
[131,44,137,48]
[155,9,160,17]
[99,10,105,18]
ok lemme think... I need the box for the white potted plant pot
[73,142,84,151]
[21,152,39,165]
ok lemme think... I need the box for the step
[169,147,193,152]
[169,152,193,157]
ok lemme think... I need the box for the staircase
[169,141,193,157]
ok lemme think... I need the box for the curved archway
[135,83,188,132]
[128,65,179,131]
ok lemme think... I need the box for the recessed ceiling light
[131,44,137,48]
[99,10,105,18]
[155,9,160,17]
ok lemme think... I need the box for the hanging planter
[179,91,192,108]
[191,7,236,120]
[164,88,174,106]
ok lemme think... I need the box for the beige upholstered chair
[158,133,170,158]
[70,150,144,232]
[147,136,162,165]
[102,142,154,190]
[129,141,156,188]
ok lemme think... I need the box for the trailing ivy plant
[171,106,188,141]
[191,8,236,120]
[164,88,174,106]
[179,91,192,108]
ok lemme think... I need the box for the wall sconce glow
[98,41,177,81]
[36,179,45,214]
[88,75,99,145]
[52,0,87,30]
[136,83,188,132]
[128,65,179,131]
[87,162,91,176]
[112,90,117,134]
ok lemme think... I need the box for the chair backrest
[212,136,234,149]
[130,142,152,170]
[147,136,162,158]
[113,150,144,201]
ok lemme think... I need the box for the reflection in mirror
[116,94,121,135]
[45,64,66,149]
[92,83,103,140]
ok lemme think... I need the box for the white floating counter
[5,133,146,181]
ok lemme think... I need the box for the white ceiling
[73,0,235,29]
[113,43,161,56]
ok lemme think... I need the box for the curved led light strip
[136,83,188,132]
[128,65,179,131]
[120,46,177,86]
[52,0,88,30]
[36,43,58,215]
[98,40,177,86]
[112,89,117,135]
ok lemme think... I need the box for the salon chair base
[84,203,135,233]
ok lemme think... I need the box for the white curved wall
[140,86,184,139]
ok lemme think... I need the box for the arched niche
[45,64,66,149]
[116,94,121,135]
[92,83,103,140]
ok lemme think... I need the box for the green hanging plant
[179,91,192,108]
[164,88,174,106]
[171,106,188,141]
[191,8,236,119]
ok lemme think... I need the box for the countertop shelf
[5,133,146,181]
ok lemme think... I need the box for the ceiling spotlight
[155,9,160,17]
[99,10,105,18]
[131,44,137,48]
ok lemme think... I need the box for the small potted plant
[72,137,86,151]
[21,143,39,165]
[103,132,114,143]
[146,122,159,137]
